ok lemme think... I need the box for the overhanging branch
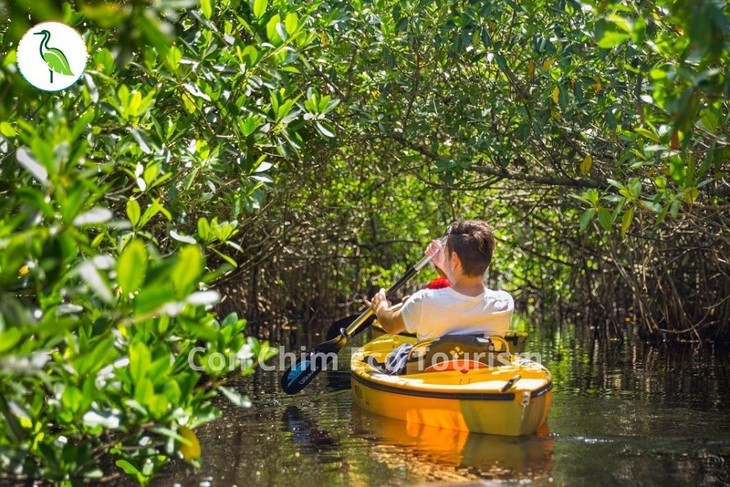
[389,133,604,190]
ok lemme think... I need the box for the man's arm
[374,302,406,335]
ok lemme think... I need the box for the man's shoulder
[484,288,513,299]
[483,288,514,310]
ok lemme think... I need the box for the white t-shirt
[400,287,514,341]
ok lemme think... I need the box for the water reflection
[351,405,554,481]
[283,405,340,455]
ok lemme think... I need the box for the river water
[156,323,730,486]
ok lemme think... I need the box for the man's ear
[450,251,460,270]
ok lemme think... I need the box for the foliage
[0,126,276,482]
[211,0,727,341]
[291,0,729,337]
[0,0,336,482]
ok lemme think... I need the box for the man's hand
[365,288,390,315]
[426,239,446,273]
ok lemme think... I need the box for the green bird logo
[34,29,74,84]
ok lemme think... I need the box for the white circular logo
[17,22,88,92]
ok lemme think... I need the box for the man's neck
[450,274,486,297]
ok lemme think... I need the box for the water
[155,324,730,486]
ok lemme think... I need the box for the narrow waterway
[156,322,730,486]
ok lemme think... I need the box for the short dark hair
[446,220,495,277]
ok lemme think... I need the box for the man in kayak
[366,220,514,342]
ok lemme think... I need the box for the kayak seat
[372,323,529,355]
[404,334,511,375]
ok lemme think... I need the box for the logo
[449,346,465,359]
[17,21,88,92]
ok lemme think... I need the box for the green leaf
[621,207,634,238]
[128,341,151,385]
[118,240,147,294]
[138,203,160,229]
[74,337,115,377]
[218,386,252,407]
[315,121,335,138]
[134,285,176,314]
[253,0,268,18]
[241,46,260,68]
[71,108,95,141]
[639,200,661,213]
[0,328,22,354]
[16,148,48,185]
[579,208,596,231]
[597,208,613,231]
[698,108,718,132]
[116,459,140,476]
[115,459,145,484]
[580,154,592,174]
[597,31,630,48]
[127,199,141,227]
[197,217,212,242]
[79,262,113,303]
[128,91,142,117]
[166,46,182,69]
[285,13,299,34]
[683,187,699,204]
[200,0,212,19]
[669,156,686,183]
[266,14,282,44]
[495,54,508,72]
[62,386,83,413]
[635,127,660,142]
[670,199,681,218]
[162,380,181,404]
[212,248,238,268]
[148,354,173,384]
[171,245,203,293]
[137,12,171,55]
[0,121,16,137]
[629,178,642,198]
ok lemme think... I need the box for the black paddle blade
[280,336,346,394]
[325,313,376,341]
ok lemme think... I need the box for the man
[366,220,513,341]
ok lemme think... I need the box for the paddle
[280,237,445,394]
[325,304,406,341]
[324,313,375,341]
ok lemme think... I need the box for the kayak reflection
[351,404,554,479]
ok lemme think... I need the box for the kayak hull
[350,335,552,437]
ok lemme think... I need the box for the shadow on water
[153,323,730,486]
[282,405,340,455]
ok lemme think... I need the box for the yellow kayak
[350,334,552,437]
